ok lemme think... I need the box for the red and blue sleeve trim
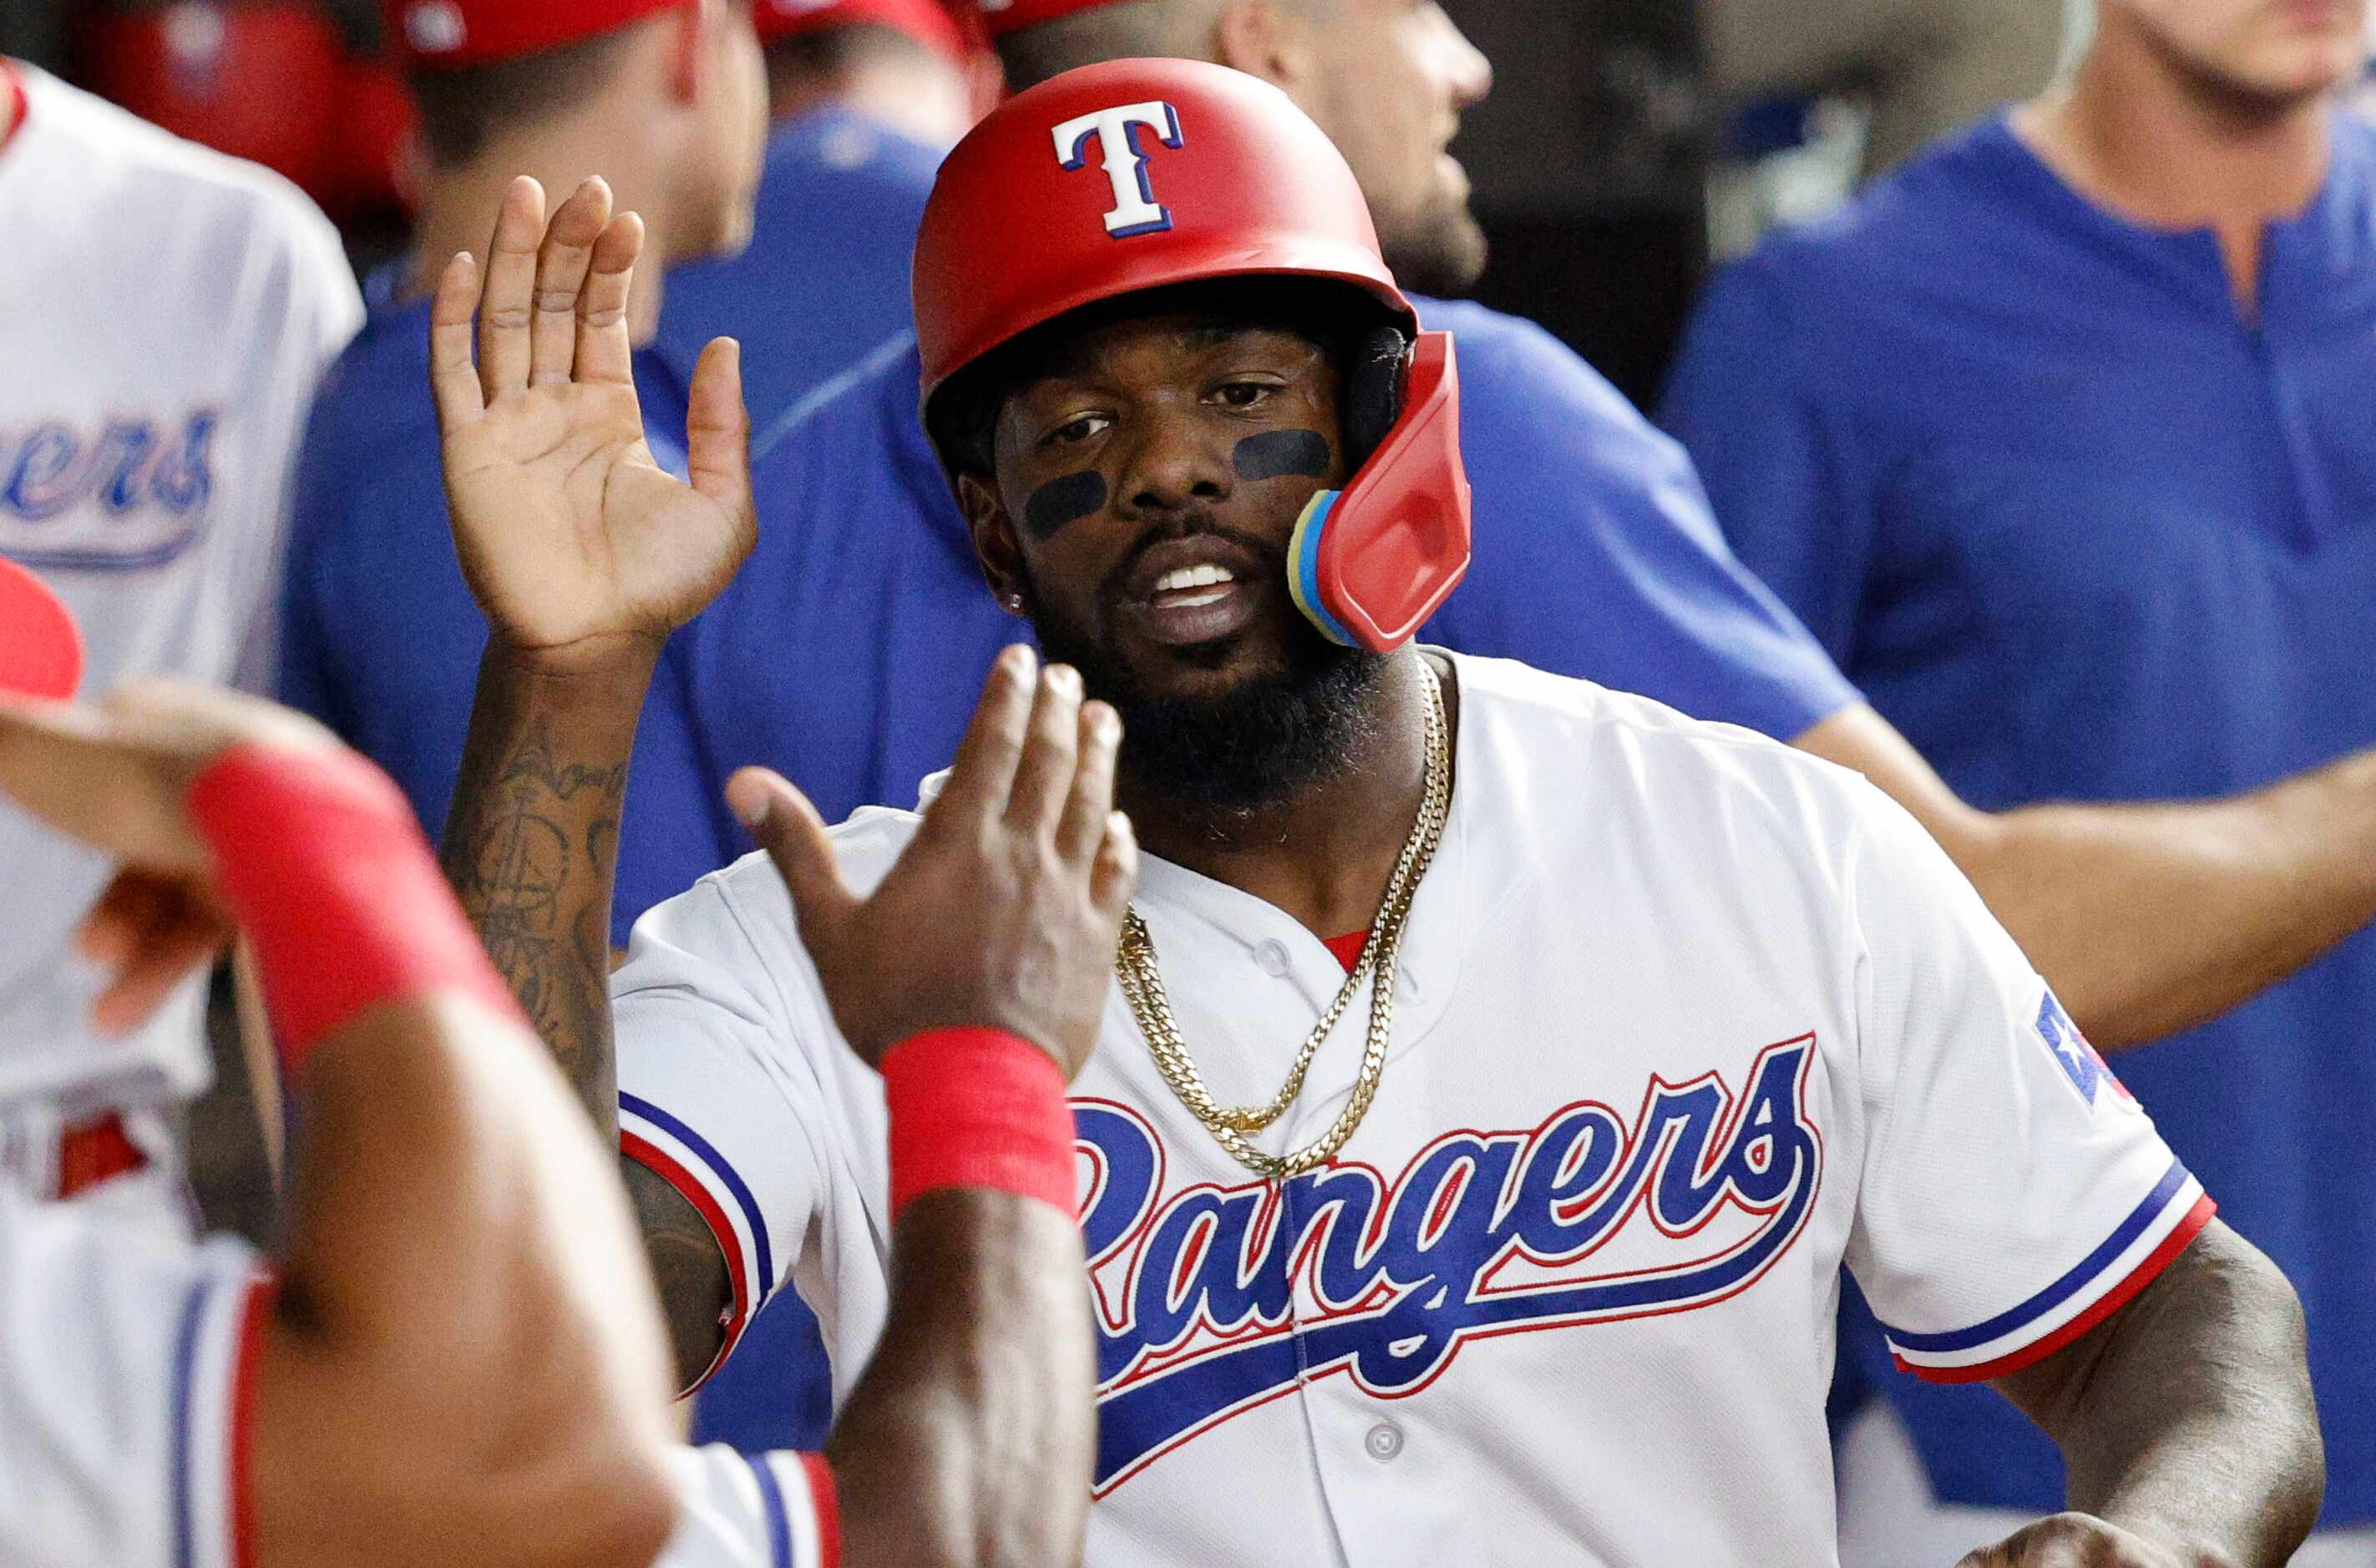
[799,1453,840,1568]
[1882,1156,2214,1383]
[746,1450,794,1568]
[736,1451,837,1567]
[620,1091,778,1393]
[172,1265,276,1568]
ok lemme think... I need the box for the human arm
[823,1186,1094,1568]
[1958,1221,2322,1568]
[0,683,681,1568]
[1663,261,2376,1049]
[429,174,755,1122]
[1836,780,2320,1567]
[1797,703,2376,1049]
[643,645,1129,1567]
[655,1183,1097,1568]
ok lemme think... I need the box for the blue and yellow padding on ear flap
[1288,488,1359,647]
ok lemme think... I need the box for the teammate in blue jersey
[1661,0,2376,1555]
[543,0,2376,1469]
[657,0,976,434]
[281,0,767,938]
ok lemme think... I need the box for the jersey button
[1364,1422,1403,1462]
[1255,939,1291,977]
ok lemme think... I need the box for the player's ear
[665,0,710,105]
[959,473,1031,621]
[1214,0,1316,95]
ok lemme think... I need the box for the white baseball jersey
[0,60,363,1114]
[615,653,2211,1567]
[661,1445,835,1568]
[0,1149,839,1568]
[0,1161,267,1568]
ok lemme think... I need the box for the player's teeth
[1153,564,1239,594]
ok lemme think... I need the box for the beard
[1022,574,1393,822]
[1381,199,1491,300]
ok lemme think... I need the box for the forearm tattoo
[443,703,627,1115]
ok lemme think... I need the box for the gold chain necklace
[1117,676,1451,1181]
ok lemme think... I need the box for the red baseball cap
[0,558,83,701]
[381,0,688,68]
[754,0,967,60]
[963,0,1120,40]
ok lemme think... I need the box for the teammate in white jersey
[0,554,1122,1566]
[430,59,2324,1568]
[0,57,362,1172]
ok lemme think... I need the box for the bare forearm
[278,996,670,1405]
[828,1190,1095,1568]
[1798,707,2376,1048]
[256,994,678,1566]
[1992,1223,2323,1566]
[440,641,652,1122]
[1970,748,2376,1047]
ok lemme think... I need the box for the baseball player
[498,0,2376,1458]
[658,0,977,433]
[1662,1,2376,1552]
[0,552,1121,1567]
[431,60,2323,1566]
[0,50,362,1213]
[592,0,2376,1076]
[277,0,767,943]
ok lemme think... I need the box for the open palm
[432,176,755,668]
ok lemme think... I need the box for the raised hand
[431,175,757,671]
[728,646,1137,1080]
[0,680,342,1030]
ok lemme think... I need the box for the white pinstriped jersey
[0,60,362,1115]
[616,652,2211,1567]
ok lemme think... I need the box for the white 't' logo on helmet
[1051,101,1184,238]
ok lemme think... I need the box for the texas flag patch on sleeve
[2036,989,2133,1109]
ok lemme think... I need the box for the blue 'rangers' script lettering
[1073,1035,1822,1491]
[1,411,217,569]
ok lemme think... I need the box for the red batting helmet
[912,58,1471,653]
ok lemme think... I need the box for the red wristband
[185,743,523,1078]
[881,1027,1076,1223]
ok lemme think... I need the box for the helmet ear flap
[1289,330,1470,652]
[1342,325,1410,469]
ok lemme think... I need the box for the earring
[1004,593,1025,611]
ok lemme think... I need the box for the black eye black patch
[1232,429,1332,483]
[1022,470,1108,541]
